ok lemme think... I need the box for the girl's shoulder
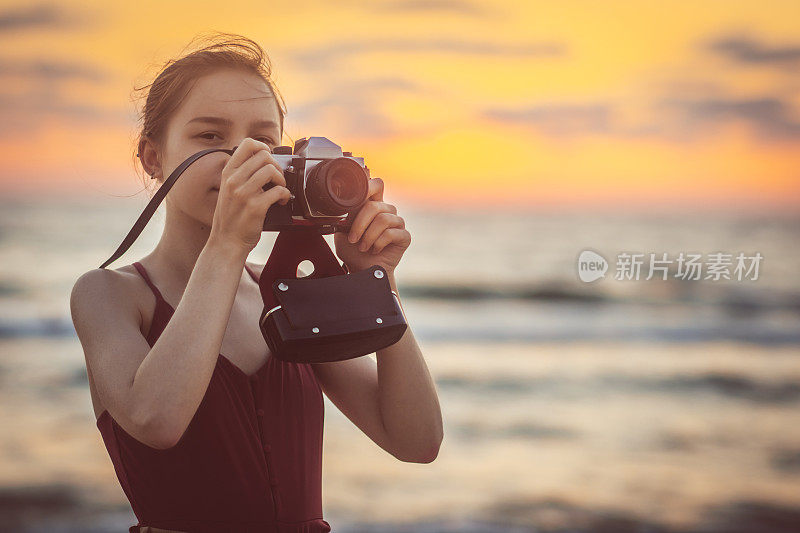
[71,264,145,308]
[71,263,160,337]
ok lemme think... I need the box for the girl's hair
[132,32,288,193]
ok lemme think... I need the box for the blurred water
[1,195,798,344]
[0,195,799,532]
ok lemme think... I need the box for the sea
[0,193,799,532]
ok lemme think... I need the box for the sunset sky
[0,0,798,211]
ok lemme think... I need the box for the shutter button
[256,409,265,417]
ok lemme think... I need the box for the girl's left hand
[334,177,411,275]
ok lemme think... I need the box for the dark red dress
[96,261,331,533]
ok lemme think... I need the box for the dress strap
[134,261,257,299]
[132,261,166,302]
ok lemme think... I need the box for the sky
[0,0,798,211]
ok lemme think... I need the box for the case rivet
[374,270,384,279]
[312,327,319,333]
[278,283,288,291]
[376,318,383,324]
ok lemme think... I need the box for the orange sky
[0,0,798,211]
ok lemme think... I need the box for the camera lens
[306,158,368,215]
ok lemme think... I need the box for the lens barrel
[306,158,369,215]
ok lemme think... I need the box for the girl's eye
[199,133,275,145]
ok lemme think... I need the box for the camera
[99,136,369,269]
[262,137,370,234]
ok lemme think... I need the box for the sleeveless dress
[95,261,332,533]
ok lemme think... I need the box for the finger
[225,148,270,187]
[370,228,412,255]
[227,138,272,171]
[239,164,286,196]
[230,149,285,188]
[358,212,405,252]
[367,177,384,202]
[252,184,292,210]
[348,201,397,243]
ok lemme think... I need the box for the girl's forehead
[179,70,278,117]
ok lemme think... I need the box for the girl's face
[149,68,283,229]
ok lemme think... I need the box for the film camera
[98,137,371,267]
[261,137,371,234]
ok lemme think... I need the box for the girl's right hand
[210,138,292,254]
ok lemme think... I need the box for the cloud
[0,3,82,33]
[286,38,565,70]
[281,36,565,137]
[483,103,613,137]
[476,34,800,142]
[286,77,423,139]
[0,59,116,138]
[707,35,800,65]
[0,86,125,136]
[0,92,124,138]
[657,97,800,140]
[371,0,487,15]
[0,59,107,82]
[0,92,109,120]
[481,94,800,142]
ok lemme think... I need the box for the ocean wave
[771,448,800,473]
[0,317,75,339]
[452,421,578,441]
[400,281,800,314]
[2,309,800,346]
[437,372,800,404]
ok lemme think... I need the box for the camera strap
[99,147,236,269]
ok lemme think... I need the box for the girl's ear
[138,137,163,182]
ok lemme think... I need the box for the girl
[70,33,443,533]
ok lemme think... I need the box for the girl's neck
[145,204,226,288]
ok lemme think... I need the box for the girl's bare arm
[72,238,249,449]
[72,138,291,449]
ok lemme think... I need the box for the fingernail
[348,234,356,243]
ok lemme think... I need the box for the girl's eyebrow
[185,116,278,129]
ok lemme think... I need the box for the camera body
[263,137,370,234]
